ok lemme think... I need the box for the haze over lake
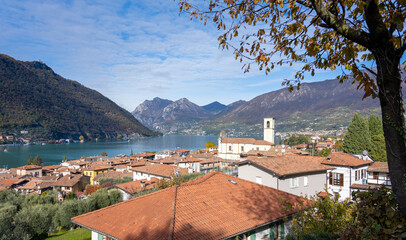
[0,135,218,168]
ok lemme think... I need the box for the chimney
[140,180,146,188]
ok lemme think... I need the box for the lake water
[0,135,218,168]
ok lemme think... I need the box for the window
[304,176,308,186]
[355,170,358,181]
[256,176,262,185]
[329,172,344,186]
[373,172,379,180]
[256,147,259,151]
[241,146,244,152]
[290,178,299,188]
[267,121,270,128]
[228,146,232,151]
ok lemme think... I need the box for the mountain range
[132,75,406,135]
[132,98,245,130]
[0,54,158,140]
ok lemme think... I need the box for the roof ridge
[169,185,178,240]
[180,171,218,186]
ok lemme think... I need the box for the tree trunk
[373,46,406,218]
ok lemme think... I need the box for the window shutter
[340,173,344,186]
[250,233,256,240]
[280,222,285,238]
[329,172,332,185]
[269,224,276,239]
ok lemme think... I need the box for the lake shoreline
[0,135,218,169]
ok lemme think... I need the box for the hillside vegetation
[0,54,158,140]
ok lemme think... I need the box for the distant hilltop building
[218,118,275,160]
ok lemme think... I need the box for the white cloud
[0,0,337,111]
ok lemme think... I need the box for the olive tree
[178,0,406,217]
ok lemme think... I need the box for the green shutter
[98,233,103,240]
[269,225,276,239]
[280,222,285,239]
[250,233,256,240]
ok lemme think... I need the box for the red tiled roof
[72,172,310,240]
[93,171,132,182]
[0,178,25,188]
[53,175,87,187]
[246,148,304,157]
[42,165,62,171]
[242,155,334,177]
[221,137,256,144]
[16,165,42,170]
[173,149,190,153]
[17,180,54,190]
[132,164,188,178]
[84,165,114,171]
[253,140,274,145]
[321,152,373,167]
[114,178,158,194]
[221,138,274,145]
[132,152,155,157]
[368,162,389,173]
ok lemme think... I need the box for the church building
[218,118,275,160]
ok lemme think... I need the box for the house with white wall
[351,162,391,192]
[238,155,334,197]
[218,118,275,160]
[321,152,373,201]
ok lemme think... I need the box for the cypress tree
[27,156,33,165]
[32,155,42,166]
[343,114,371,154]
[370,134,387,162]
[369,115,384,137]
[368,115,386,161]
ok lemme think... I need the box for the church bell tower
[264,118,275,144]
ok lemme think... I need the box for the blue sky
[0,0,342,111]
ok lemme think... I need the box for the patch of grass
[47,228,91,240]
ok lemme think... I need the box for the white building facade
[218,118,275,160]
[322,152,373,201]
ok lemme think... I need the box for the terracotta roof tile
[221,138,256,144]
[132,165,188,178]
[72,172,310,240]
[242,155,334,177]
[131,152,156,158]
[16,165,42,170]
[84,165,114,171]
[93,171,132,182]
[0,178,26,188]
[73,187,176,240]
[42,165,62,171]
[114,178,159,194]
[17,180,54,190]
[53,175,87,187]
[253,140,274,145]
[173,149,190,153]
[368,162,389,173]
[321,152,373,167]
